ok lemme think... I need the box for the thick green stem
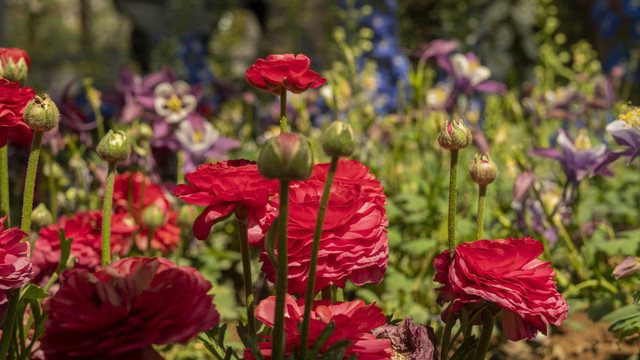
[280,86,287,133]
[473,311,495,360]
[447,149,459,260]
[236,214,256,336]
[0,145,9,225]
[0,293,19,360]
[440,311,455,360]
[145,227,156,257]
[102,162,117,267]
[475,185,487,240]
[21,131,43,234]
[272,180,290,360]
[300,157,338,358]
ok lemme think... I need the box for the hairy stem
[272,180,290,360]
[101,162,116,267]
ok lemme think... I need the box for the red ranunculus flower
[0,215,32,311]
[246,295,392,359]
[0,48,30,70]
[260,159,389,295]
[246,54,326,95]
[113,172,180,253]
[433,237,569,341]
[174,160,278,243]
[41,257,219,359]
[32,210,136,283]
[0,78,35,147]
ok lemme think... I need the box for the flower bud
[469,153,498,185]
[23,94,59,132]
[137,123,154,142]
[322,121,356,158]
[438,118,472,150]
[142,205,167,229]
[178,205,196,227]
[613,257,640,279]
[257,133,313,181]
[97,130,131,163]
[31,203,53,230]
[0,48,30,83]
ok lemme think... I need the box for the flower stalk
[21,131,43,233]
[0,145,9,225]
[299,156,339,358]
[272,179,290,360]
[447,149,459,260]
[101,162,116,266]
[280,86,287,133]
[473,311,496,360]
[235,206,256,336]
[475,185,487,240]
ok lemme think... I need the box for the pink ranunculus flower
[434,237,569,341]
[246,54,326,95]
[259,159,389,295]
[0,78,35,147]
[174,160,278,243]
[41,257,219,359]
[245,295,392,359]
[0,215,32,313]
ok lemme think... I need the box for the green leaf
[20,283,49,302]
[55,229,73,275]
[309,322,336,357]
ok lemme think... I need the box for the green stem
[300,157,338,358]
[447,149,459,260]
[475,185,487,240]
[177,150,185,185]
[21,131,43,234]
[272,180,290,360]
[102,162,116,267]
[236,214,256,337]
[0,145,9,225]
[0,293,19,360]
[473,311,495,360]
[440,311,455,360]
[280,86,287,133]
[145,227,155,257]
[46,154,58,223]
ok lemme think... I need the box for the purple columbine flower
[593,107,640,174]
[418,39,459,73]
[531,129,611,202]
[174,115,240,172]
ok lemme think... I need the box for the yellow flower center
[574,129,592,150]
[191,131,204,144]
[167,95,183,112]
[619,107,640,128]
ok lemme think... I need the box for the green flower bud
[97,130,131,163]
[438,118,472,150]
[23,94,60,132]
[178,205,197,227]
[469,153,498,185]
[0,48,30,84]
[137,123,154,142]
[322,121,356,158]
[257,133,314,181]
[142,205,166,229]
[31,203,53,230]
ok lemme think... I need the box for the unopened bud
[438,118,471,150]
[178,205,196,227]
[137,123,153,142]
[97,130,131,163]
[0,48,30,83]
[257,133,314,181]
[469,153,498,185]
[31,203,53,229]
[322,121,356,158]
[24,94,59,132]
[142,205,166,229]
[613,257,640,279]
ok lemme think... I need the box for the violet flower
[593,107,640,174]
[418,39,459,74]
[174,115,240,172]
[531,129,611,203]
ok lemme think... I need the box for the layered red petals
[0,78,35,147]
[113,172,180,253]
[434,238,569,341]
[0,48,30,69]
[0,215,32,306]
[33,210,136,282]
[246,54,326,95]
[42,257,219,358]
[245,295,392,359]
[260,159,389,295]
[174,160,278,243]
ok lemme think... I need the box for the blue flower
[623,0,640,17]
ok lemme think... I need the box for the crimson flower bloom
[0,78,35,147]
[0,215,32,313]
[32,210,136,283]
[41,257,220,360]
[0,48,30,69]
[260,159,389,295]
[245,295,392,359]
[112,172,180,253]
[174,160,278,243]
[434,237,569,341]
[246,54,326,95]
